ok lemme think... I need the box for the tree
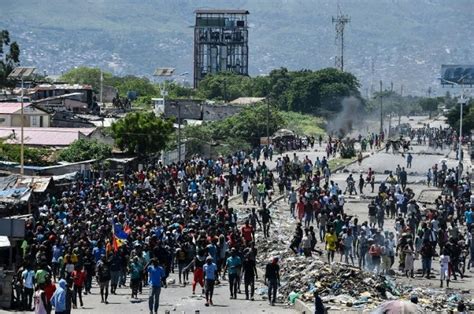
[60,67,114,92]
[111,111,173,155]
[197,72,253,101]
[0,30,21,87]
[418,98,440,118]
[113,75,158,97]
[58,139,112,162]
[446,99,474,135]
[0,141,51,166]
[208,103,285,146]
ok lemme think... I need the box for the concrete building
[0,103,50,128]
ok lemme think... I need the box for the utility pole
[20,78,24,174]
[266,100,270,147]
[388,81,393,137]
[399,84,403,126]
[7,67,36,175]
[177,101,182,162]
[332,5,350,71]
[99,69,103,104]
[379,80,383,134]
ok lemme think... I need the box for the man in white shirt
[242,180,250,205]
[22,264,35,310]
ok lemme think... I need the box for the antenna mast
[332,4,351,71]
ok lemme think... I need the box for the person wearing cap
[264,256,280,306]
[203,256,217,306]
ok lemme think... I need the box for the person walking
[242,249,258,300]
[22,263,35,311]
[95,254,111,304]
[50,279,67,314]
[406,153,413,168]
[34,283,47,314]
[264,257,280,306]
[146,258,166,314]
[129,256,143,299]
[260,204,272,238]
[71,265,86,308]
[224,248,242,299]
[324,226,337,263]
[203,256,217,306]
[440,249,450,288]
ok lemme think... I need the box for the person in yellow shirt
[324,226,337,263]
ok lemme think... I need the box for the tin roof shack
[0,103,51,128]
[0,175,52,216]
[30,83,93,108]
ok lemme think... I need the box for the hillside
[1,0,473,95]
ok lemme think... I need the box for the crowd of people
[10,121,472,314]
[13,150,289,314]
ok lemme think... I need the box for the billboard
[441,65,474,85]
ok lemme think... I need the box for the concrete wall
[202,104,243,121]
[164,99,202,120]
[0,115,11,127]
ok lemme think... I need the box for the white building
[0,102,50,127]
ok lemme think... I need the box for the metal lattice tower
[332,5,350,71]
[193,9,249,88]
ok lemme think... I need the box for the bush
[0,142,52,166]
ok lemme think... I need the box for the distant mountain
[1,0,473,95]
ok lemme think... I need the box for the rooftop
[229,97,265,105]
[0,127,95,146]
[0,102,32,114]
[34,83,93,90]
[195,9,249,15]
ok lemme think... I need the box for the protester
[264,257,280,306]
[203,256,217,306]
[146,258,166,314]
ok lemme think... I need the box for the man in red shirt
[43,275,56,313]
[241,221,254,245]
[72,265,86,307]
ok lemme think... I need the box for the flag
[113,223,129,240]
[113,234,124,252]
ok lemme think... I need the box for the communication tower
[332,6,350,71]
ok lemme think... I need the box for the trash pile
[234,197,474,311]
[251,203,474,312]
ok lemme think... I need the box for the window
[31,116,38,127]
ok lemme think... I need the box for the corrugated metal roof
[8,67,36,79]
[0,102,32,114]
[195,9,249,14]
[34,83,92,90]
[0,127,95,146]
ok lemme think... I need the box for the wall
[164,99,202,120]
[202,104,243,121]
[0,115,11,127]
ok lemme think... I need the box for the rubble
[249,201,474,312]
